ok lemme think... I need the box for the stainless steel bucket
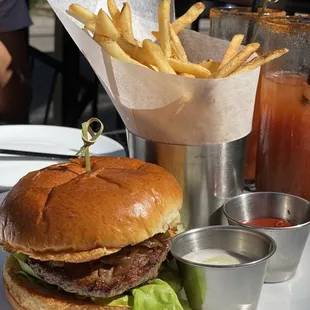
[127,130,247,229]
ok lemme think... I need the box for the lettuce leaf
[14,253,43,280]
[132,279,184,310]
[158,259,182,294]
[158,260,191,310]
[91,278,188,310]
[14,254,60,292]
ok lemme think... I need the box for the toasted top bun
[3,255,127,310]
[0,157,182,262]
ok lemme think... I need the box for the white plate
[0,125,126,190]
[0,190,309,310]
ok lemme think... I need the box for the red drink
[256,72,310,199]
[244,77,261,182]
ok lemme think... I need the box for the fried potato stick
[158,0,172,57]
[152,2,205,39]
[168,58,211,78]
[96,9,120,40]
[232,48,289,74]
[212,43,260,78]
[170,24,187,61]
[117,38,208,78]
[68,4,96,24]
[178,73,195,78]
[143,39,176,74]
[199,60,221,73]
[107,0,121,28]
[120,2,136,45]
[219,34,244,68]
[173,2,205,34]
[117,38,153,64]
[84,21,96,33]
[97,36,146,67]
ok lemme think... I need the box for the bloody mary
[244,77,261,183]
[256,72,310,199]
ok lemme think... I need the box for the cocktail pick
[76,117,104,172]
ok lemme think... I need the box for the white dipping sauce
[183,249,246,266]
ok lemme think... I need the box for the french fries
[84,21,96,33]
[143,39,176,75]
[199,60,221,73]
[152,2,206,40]
[120,2,136,45]
[170,24,187,61]
[212,43,260,78]
[68,4,96,24]
[117,38,146,60]
[178,73,195,78]
[117,37,156,67]
[96,9,120,40]
[68,1,288,80]
[233,48,289,74]
[116,38,204,77]
[107,0,121,29]
[158,0,172,57]
[220,34,244,68]
[168,58,211,78]
[173,2,205,34]
[97,36,146,67]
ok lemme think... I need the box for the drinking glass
[209,7,286,44]
[209,7,286,189]
[256,16,310,200]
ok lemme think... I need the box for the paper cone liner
[48,0,260,145]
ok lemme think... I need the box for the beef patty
[28,233,171,298]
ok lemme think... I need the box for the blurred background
[6,0,310,138]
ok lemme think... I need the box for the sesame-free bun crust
[0,157,182,262]
[3,255,127,310]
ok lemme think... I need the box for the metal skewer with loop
[76,117,104,172]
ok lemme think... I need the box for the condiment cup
[171,226,276,310]
[223,192,310,283]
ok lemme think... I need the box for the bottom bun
[3,256,128,310]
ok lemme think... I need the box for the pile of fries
[68,0,288,79]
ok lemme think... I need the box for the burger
[0,156,185,310]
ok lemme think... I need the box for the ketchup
[243,217,293,228]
